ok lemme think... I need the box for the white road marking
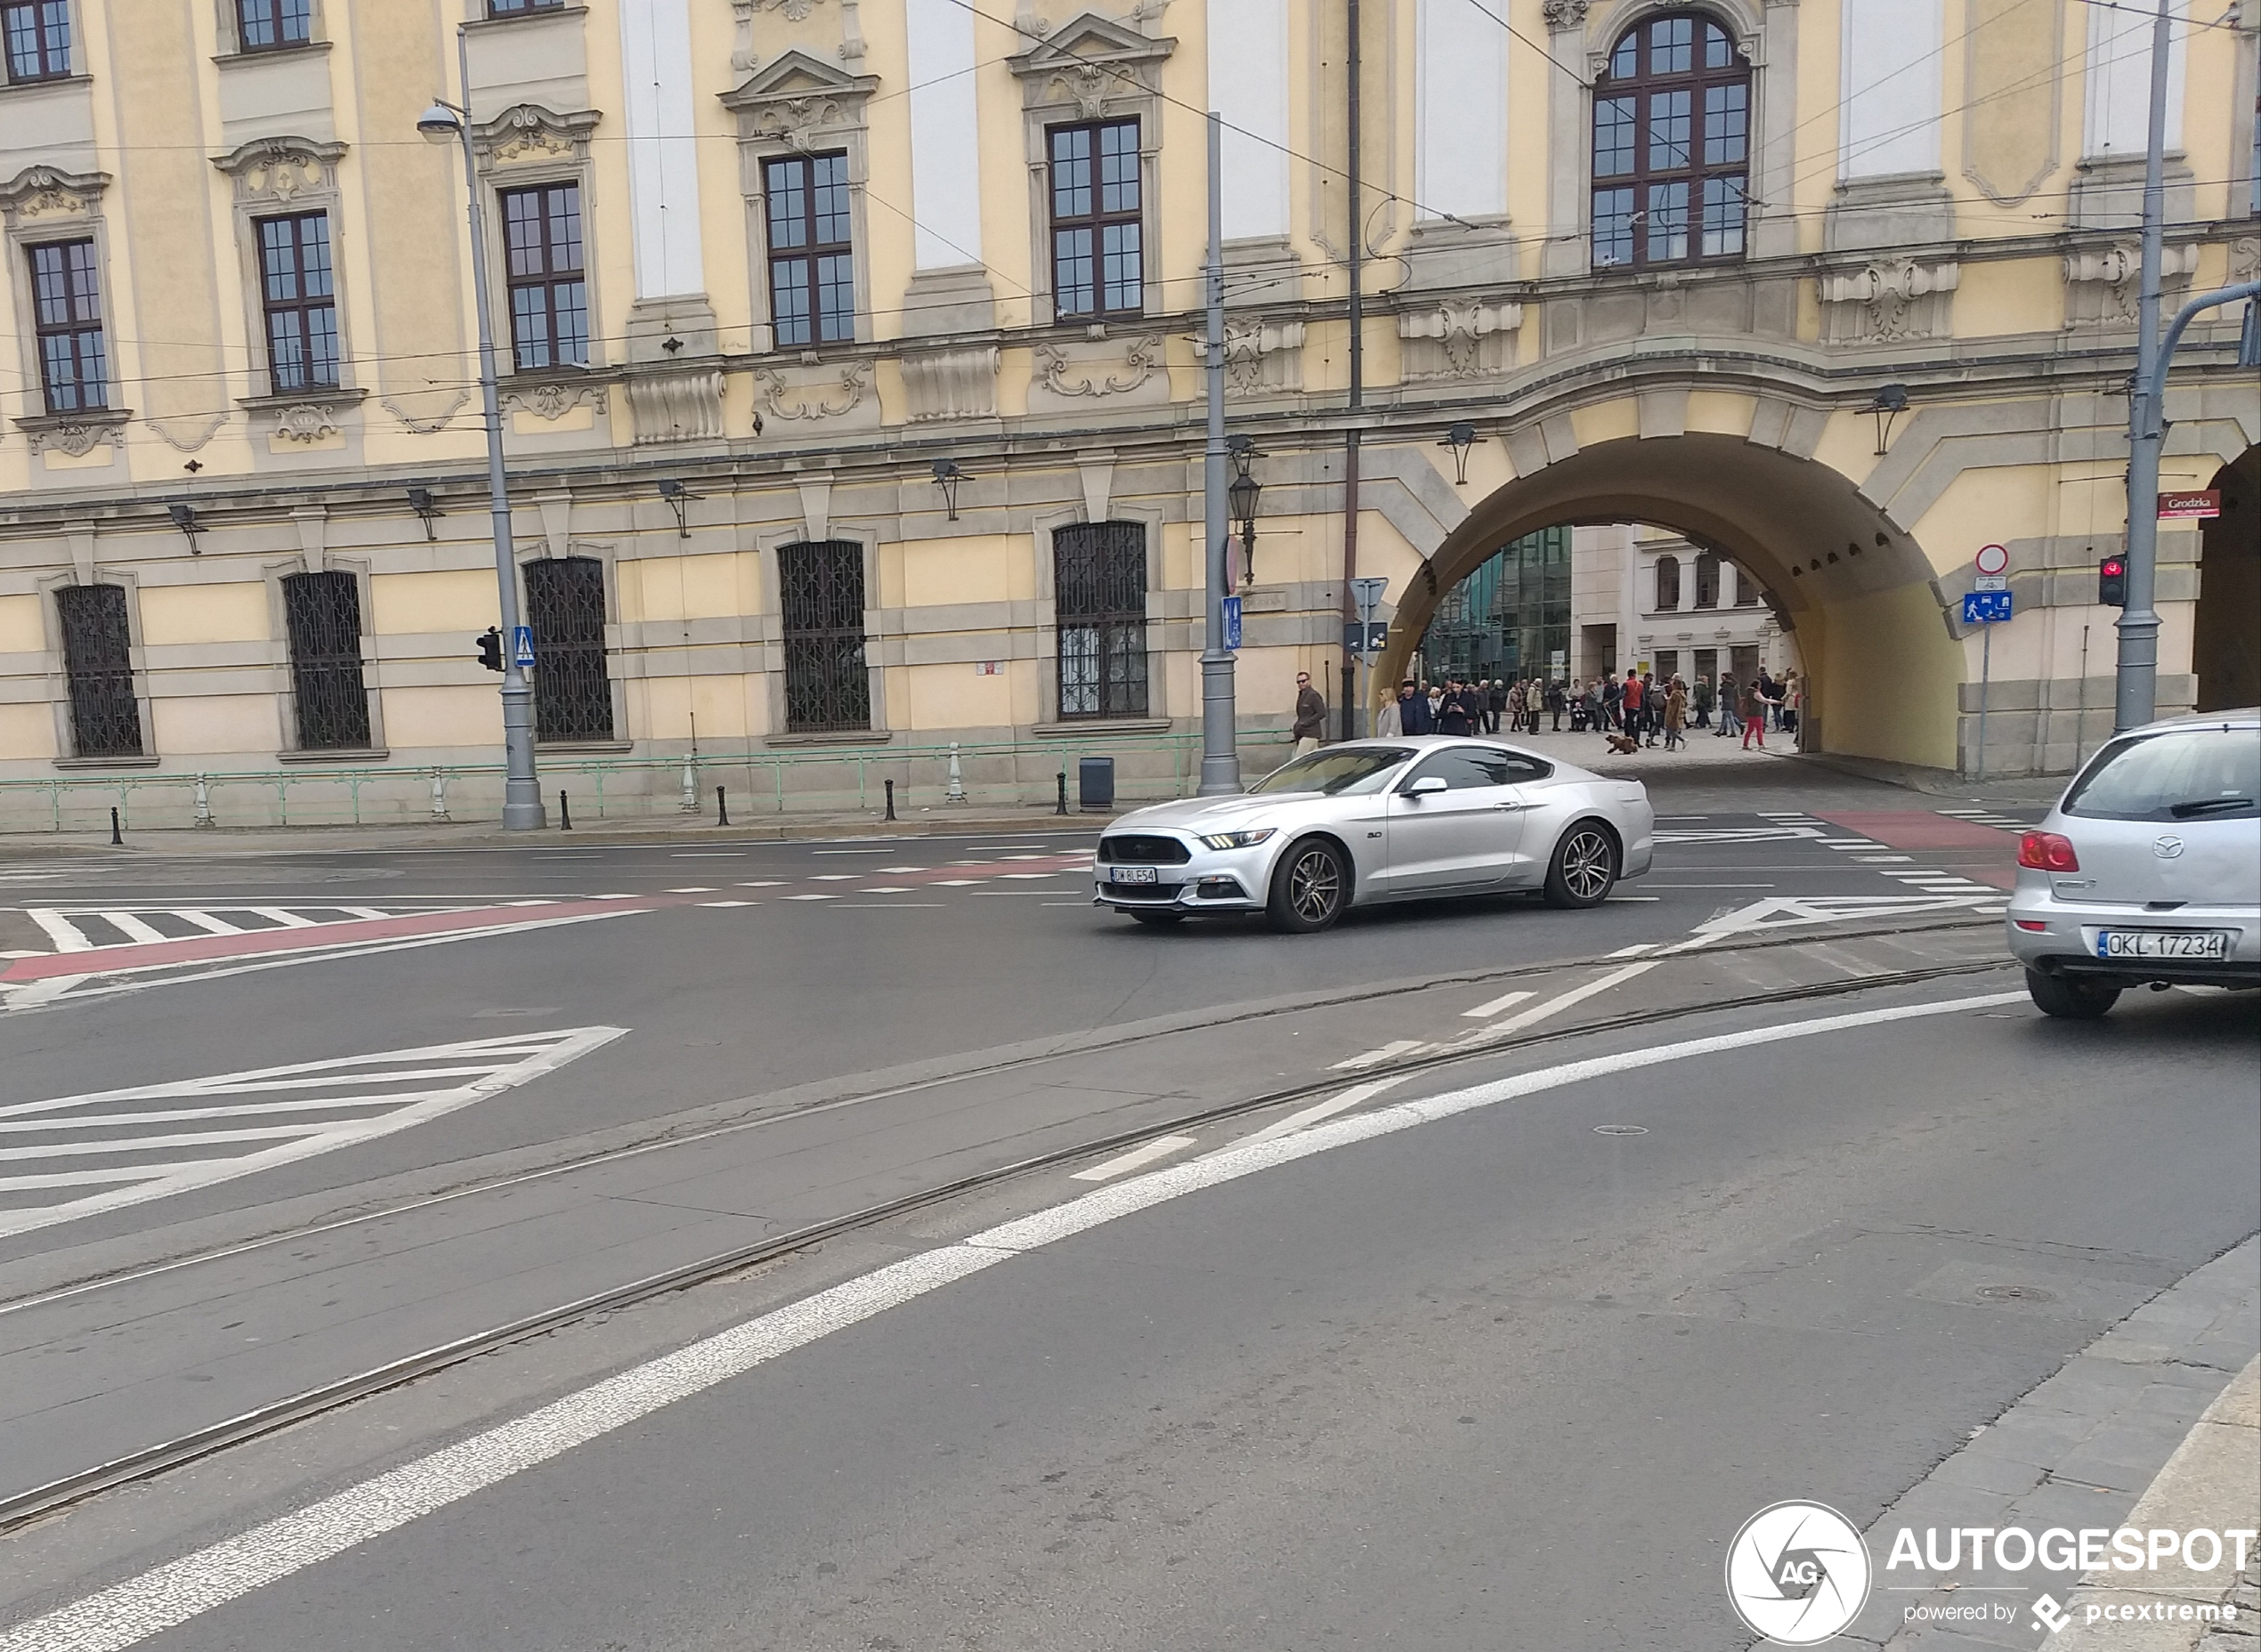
[664,887,718,894]
[1822,840,1883,849]
[733,881,786,888]
[25,911,93,953]
[812,848,888,854]
[929,879,984,887]
[1604,895,1660,903]
[877,866,928,873]
[1462,988,1536,1019]
[1854,854,1913,862]
[1479,961,1658,1038]
[805,875,860,881]
[0,989,2030,1652]
[857,886,913,894]
[781,894,835,902]
[0,1029,624,1241]
[1241,1076,1412,1146]
[997,872,1060,880]
[246,908,319,928]
[93,912,170,945]
[1330,1038,1425,1072]
[1652,826,1823,844]
[834,903,946,909]
[670,853,746,858]
[1069,1135,1199,1181]
[1605,943,1655,958]
[1642,883,1776,889]
[697,901,756,908]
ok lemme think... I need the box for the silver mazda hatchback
[2006,709,2261,1017]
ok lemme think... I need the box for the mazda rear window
[2060,726,2260,822]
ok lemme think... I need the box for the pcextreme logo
[1724,1502,1873,1645]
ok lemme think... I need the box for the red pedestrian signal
[2097,557,2127,608]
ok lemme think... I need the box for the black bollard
[109,806,123,846]
[558,790,572,830]
[717,785,730,827]
[884,777,897,822]
[1056,770,1068,816]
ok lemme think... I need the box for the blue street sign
[1221,595,1242,652]
[1960,590,2012,625]
[511,625,537,668]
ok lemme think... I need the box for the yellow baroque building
[0,0,2255,822]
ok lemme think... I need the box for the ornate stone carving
[626,368,726,444]
[1541,0,1588,28]
[211,137,347,204]
[271,403,343,444]
[755,360,873,421]
[1033,335,1161,398]
[2228,238,2259,286]
[721,52,878,158]
[901,346,998,422]
[473,105,602,168]
[2062,242,2199,329]
[500,379,607,422]
[0,166,109,231]
[1818,260,1959,344]
[1397,300,1523,381]
[1190,318,1304,396]
[21,417,122,458]
[1007,13,1175,112]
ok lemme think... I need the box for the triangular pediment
[1007,12,1176,79]
[721,49,879,110]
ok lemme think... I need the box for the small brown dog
[1603,733,1641,755]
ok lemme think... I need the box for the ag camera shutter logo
[1725,1501,1873,1645]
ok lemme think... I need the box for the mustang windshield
[1247,747,1412,797]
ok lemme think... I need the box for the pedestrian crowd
[1366,667,1800,750]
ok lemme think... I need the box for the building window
[1591,11,1750,270]
[256,213,339,393]
[1655,649,1680,682]
[1733,564,1759,606]
[55,584,142,758]
[778,540,871,733]
[1419,526,1571,685]
[280,572,370,750]
[236,0,310,51]
[1693,551,1722,610]
[1048,118,1142,319]
[500,182,588,371]
[487,0,563,14]
[523,556,612,741]
[1654,554,1681,612]
[1,1,69,82]
[1055,522,1148,718]
[764,152,854,348]
[28,239,107,415]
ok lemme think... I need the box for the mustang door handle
[1493,801,1528,812]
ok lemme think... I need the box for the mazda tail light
[2017,830,2079,872]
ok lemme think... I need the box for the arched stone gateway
[1367,381,2261,777]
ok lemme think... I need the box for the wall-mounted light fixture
[1227,435,1262,584]
[168,503,204,555]
[1862,384,1909,455]
[1438,422,1485,486]
[407,487,444,543]
[657,478,701,539]
[931,458,965,522]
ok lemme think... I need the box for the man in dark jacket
[1435,677,1475,736]
[1291,671,1328,755]
[1398,679,1434,734]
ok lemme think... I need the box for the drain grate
[1974,1284,2057,1303]
[1592,1124,1650,1137]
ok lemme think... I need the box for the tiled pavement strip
[1838,1237,2261,1651]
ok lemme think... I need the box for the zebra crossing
[1935,806,2039,832]
[0,1027,626,1240]
[23,904,439,953]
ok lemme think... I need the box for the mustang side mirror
[1403,775,1449,797]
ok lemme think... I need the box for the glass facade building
[1418,527,1573,684]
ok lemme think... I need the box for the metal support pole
[717,785,729,827]
[109,806,122,846]
[1198,112,1241,795]
[559,789,572,830]
[2112,0,2174,734]
[1340,0,1362,745]
[451,29,542,829]
[1976,620,1992,784]
[1056,770,1068,815]
[884,776,897,821]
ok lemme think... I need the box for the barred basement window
[282,571,370,750]
[523,557,613,741]
[1054,522,1147,719]
[56,584,142,758]
[778,540,871,733]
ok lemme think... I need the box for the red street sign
[2157,490,2221,520]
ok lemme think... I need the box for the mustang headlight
[1197,828,1276,851]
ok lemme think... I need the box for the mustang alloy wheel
[1268,838,1349,934]
[1543,823,1618,909]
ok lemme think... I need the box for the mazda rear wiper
[2168,797,2254,818]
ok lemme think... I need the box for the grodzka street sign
[2157,490,2221,520]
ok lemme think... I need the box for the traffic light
[2097,556,2127,608]
[474,627,504,672]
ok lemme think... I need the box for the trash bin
[1077,755,1115,813]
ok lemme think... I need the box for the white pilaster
[1414,0,1507,220]
[906,0,984,269]
[1839,0,1944,179]
[2083,0,2186,159]
[1210,0,1290,239]
[619,0,704,299]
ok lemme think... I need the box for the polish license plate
[2096,929,2229,960]
[1111,865,1157,885]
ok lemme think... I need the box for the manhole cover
[1974,1284,2056,1303]
[1592,1124,1649,1137]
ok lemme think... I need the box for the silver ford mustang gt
[1092,737,1656,933]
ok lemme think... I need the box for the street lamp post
[420,32,543,830]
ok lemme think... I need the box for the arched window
[1592,11,1751,271]
[1654,554,1681,612]
[1693,550,1722,609]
